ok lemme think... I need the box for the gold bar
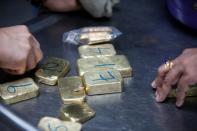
[77,55,132,77]
[60,103,96,123]
[83,69,123,95]
[168,85,197,98]
[35,57,70,85]
[38,117,82,131]
[0,78,39,104]
[58,76,86,104]
[78,44,116,58]
[79,32,112,45]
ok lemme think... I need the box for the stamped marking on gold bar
[58,76,86,104]
[0,78,39,104]
[168,85,197,98]
[77,55,132,77]
[78,44,116,58]
[83,69,123,95]
[38,116,82,131]
[35,57,70,85]
[60,103,95,123]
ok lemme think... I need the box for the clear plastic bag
[62,26,122,45]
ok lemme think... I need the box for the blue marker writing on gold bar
[38,117,82,131]
[35,57,70,85]
[77,55,132,77]
[78,44,116,58]
[0,78,39,104]
[83,69,123,95]
[7,83,32,93]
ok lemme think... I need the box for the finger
[26,49,37,71]
[3,69,18,75]
[164,65,183,86]
[151,80,156,89]
[29,35,43,64]
[3,69,25,75]
[154,64,170,88]
[176,76,190,107]
[155,82,175,102]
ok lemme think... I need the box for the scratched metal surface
[0,0,197,131]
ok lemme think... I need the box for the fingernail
[176,100,184,107]
[151,81,156,88]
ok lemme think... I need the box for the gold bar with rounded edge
[60,103,96,123]
[83,69,123,95]
[0,78,39,104]
[77,55,132,78]
[58,76,86,104]
[78,43,116,58]
[35,57,70,85]
[38,116,82,131]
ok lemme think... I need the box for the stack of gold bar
[57,77,96,124]
[0,78,39,104]
[77,43,132,95]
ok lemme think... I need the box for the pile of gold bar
[0,26,128,130]
[77,43,132,95]
[39,27,132,130]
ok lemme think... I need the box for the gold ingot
[38,116,82,131]
[168,85,197,98]
[77,55,132,78]
[78,44,116,58]
[58,76,86,104]
[79,32,112,45]
[81,27,112,33]
[83,69,123,95]
[0,78,39,104]
[35,57,70,85]
[60,103,96,123]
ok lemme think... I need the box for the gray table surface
[0,0,197,131]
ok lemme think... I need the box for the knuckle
[19,25,29,31]
[23,43,32,52]
[183,48,192,54]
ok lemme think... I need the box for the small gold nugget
[83,69,123,95]
[78,44,116,58]
[58,76,86,104]
[35,57,70,85]
[168,85,197,98]
[79,32,112,45]
[81,27,112,33]
[38,116,82,131]
[77,55,132,78]
[0,78,39,104]
[60,103,96,123]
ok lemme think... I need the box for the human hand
[151,48,197,107]
[0,25,43,75]
[43,0,80,12]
